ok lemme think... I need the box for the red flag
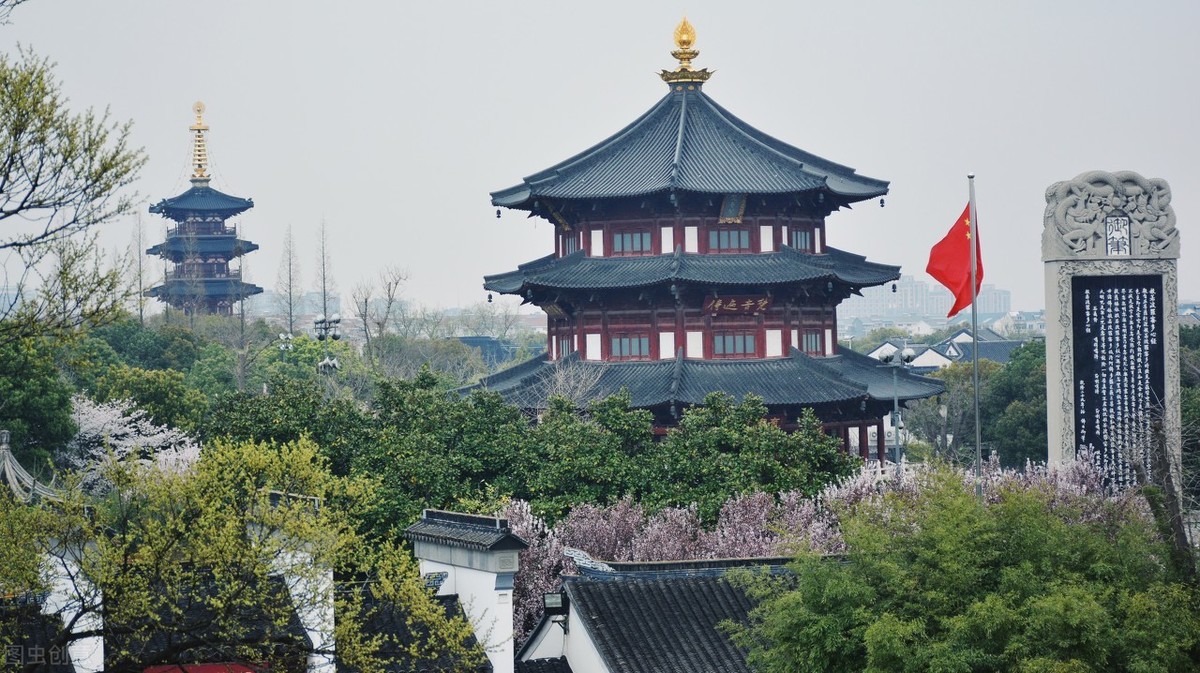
[926,204,983,317]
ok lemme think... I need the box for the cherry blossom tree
[57,394,199,493]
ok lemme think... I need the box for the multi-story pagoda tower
[476,20,942,459]
[145,101,262,315]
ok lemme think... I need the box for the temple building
[145,102,262,315]
[476,20,942,459]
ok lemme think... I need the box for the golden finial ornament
[189,100,211,185]
[660,16,713,84]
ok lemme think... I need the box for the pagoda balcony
[163,268,243,282]
[164,224,239,237]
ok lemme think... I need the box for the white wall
[420,559,515,673]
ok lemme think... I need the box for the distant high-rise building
[839,274,1010,324]
[145,102,262,316]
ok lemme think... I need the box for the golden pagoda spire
[660,16,713,84]
[189,101,211,185]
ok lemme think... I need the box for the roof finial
[660,17,713,84]
[189,101,211,186]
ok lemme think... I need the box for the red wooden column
[876,419,887,462]
[859,424,870,459]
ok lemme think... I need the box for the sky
[8,0,1200,313]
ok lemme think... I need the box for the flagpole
[968,173,982,499]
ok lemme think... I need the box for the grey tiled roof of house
[404,510,529,552]
[516,657,573,673]
[561,571,757,673]
[484,246,899,295]
[491,86,887,208]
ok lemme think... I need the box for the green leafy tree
[521,393,651,520]
[644,394,857,521]
[0,49,144,344]
[356,372,528,533]
[202,375,372,477]
[905,359,1003,464]
[0,437,484,673]
[92,317,207,372]
[982,340,1047,466]
[0,337,74,466]
[731,467,1200,673]
[91,364,208,432]
[852,327,912,354]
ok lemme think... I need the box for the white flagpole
[968,174,982,499]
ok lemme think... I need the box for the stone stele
[1043,170,1180,483]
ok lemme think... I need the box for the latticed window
[563,234,578,255]
[612,231,653,255]
[708,228,751,252]
[611,334,651,360]
[790,228,812,251]
[802,330,822,354]
[713,331,757,358]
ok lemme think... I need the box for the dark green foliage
[91,364,209,432]
[93,318,207,371]
[731,468,1200,673]
[201,375,372,477]
[1180,325,1200,351]
[522,393,653,520]
[0,338,74,467]
[643,393,858,521]
[983,340,1048,466]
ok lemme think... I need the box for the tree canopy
[730,466,1200,673]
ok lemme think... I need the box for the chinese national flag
[926,204,982,318]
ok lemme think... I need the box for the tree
[128,215,148,326]
[904,359,1003,464]
[314,220,337,321]
[90,364,208,432]
[56,394,199,494]
[351,265,407,369]
[644,394,858,521]
[852,327,912,354]
[0,437,483,673]
[0,336,75,467]
[729,466,1200,673]
[981,340,1047,466]
[0,49,145,343]
[275,224,303,334]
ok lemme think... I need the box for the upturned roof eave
[482,247,901,295]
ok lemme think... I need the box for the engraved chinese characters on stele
[703,295,771,315]
[1071,275,1164,488]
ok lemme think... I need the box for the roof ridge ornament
[189,100,211,186]
[660,17,713,84]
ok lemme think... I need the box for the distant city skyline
[10,1,1200,312]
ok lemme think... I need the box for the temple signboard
[703,296,771,315]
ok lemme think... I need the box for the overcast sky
[9,0,1200,313]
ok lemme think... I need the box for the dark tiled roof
[822,348,947,401]
[146,236,260,258]
[562,573,755,673]
[484,246,898,295]
[404,510,529,552]
[955,340,1026,365]
[467,347,943,411]
[144,279,264,300]
[150,185,253,219]
[516,657,573,673]
[492,86,887,208]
